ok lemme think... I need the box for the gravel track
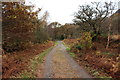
[44,41,92,78]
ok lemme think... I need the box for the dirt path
[44,41,92,78]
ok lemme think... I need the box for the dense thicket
[2,2,49,52]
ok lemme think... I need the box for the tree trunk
[106,17,112,49]
[92,26,98,41]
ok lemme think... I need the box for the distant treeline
[2,2,120,53]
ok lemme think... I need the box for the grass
[66,47,71,51]
[62,41,70,51]
[102,52,109,55]
[55,41,58,46]
[20,46,53,78]
[63,42,76,58]
[69,52,75,57]
[20,70,35,78]
[101,52,114,57]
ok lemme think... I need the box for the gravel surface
[44,41,92,78]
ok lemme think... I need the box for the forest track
[44,41,92,78]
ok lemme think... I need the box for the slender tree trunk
[106,17,112,49]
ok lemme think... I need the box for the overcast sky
[25,0,120,25]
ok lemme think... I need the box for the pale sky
[25,0,120,25]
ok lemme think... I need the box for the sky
[25,0,120,25]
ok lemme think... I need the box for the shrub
[2,35,32,52]
[77,32,92,49]
[66,47,71,51]
[75,45,82,50]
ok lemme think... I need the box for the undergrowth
[20,46,53,78]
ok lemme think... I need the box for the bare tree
[106,2,115,49]
[74,2,115,40]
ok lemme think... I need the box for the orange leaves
[2,2,49,53]
[2,3,39,52]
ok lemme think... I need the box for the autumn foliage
[2,2,49,52]
[63,36,120,78]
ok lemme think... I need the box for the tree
[48,23,80,40]
[47,22,61,40]
[34,20,49,43]
[106,3,116,49]
[73,2,115,40]
[2,2,48,52]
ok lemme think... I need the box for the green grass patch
[102,52,109,55]
[63,42,75,57]
[69,52,75,57]
[66,47,71,51]
[20,70,35,78]
[62,41,66,45]
[20,46,53,78]
[55,41,58,46]
[101,52,114,57]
